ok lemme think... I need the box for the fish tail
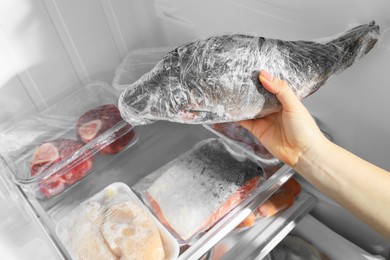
[326,21,380,73]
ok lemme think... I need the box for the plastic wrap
[0,82,138,200]
[56,182,179,260]
[112,47,172,91]
[118,21,380,126]
[203,123,281,176]
[133,138,264,244]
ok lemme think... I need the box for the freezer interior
[1,0,390,259]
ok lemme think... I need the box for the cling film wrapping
[118,22,380,126]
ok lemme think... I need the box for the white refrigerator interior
[0,0,389,259]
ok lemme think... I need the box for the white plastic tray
[56,182,179,260]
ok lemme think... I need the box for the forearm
[294,137,390,240]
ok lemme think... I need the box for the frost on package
[56,183,179,260]
[133,138,264,244]
[119,22,380,125]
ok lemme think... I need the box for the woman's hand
[239,70,326,166]
[240,71,390,240]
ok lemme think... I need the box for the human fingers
[259,71,304,113]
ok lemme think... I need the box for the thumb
[259,71,303,113]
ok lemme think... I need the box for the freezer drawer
[5,121,304,260]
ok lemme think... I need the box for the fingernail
[260,70,273,81]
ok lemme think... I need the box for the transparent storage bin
[204,190,317,260]
[0,82,138,200]
[11,121,300,260]
[132,138,265,245]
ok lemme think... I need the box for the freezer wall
[0,0,389,255]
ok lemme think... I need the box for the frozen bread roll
[67,202,117,260]
[101,201,165,260]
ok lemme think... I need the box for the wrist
[293,134,331,174]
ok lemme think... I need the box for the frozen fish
[144,139,262,241]
[119,21,379,125]
[101,201,165,260]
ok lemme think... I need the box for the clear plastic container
[12,121,298,260]
[207,190,317,260]
[56,182,179,260]
[0,82,138,200]
[133,138,265,245]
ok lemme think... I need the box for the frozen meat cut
[30,138,93,198]
[76,104,135,155]
[119,22,380,125]
[61,201,117,260]
[142,138,263,241]
[57,183,169,260]
[101,201,165,259]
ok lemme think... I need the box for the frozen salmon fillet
[144,139,263,241]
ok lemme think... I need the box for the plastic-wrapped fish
[119,21,379,125]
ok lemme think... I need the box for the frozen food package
[133,138,264,244]
[118,21,380,126]
[112,47,172,91]
[56,182,179,260]
[203,123,281,174]
[0,82,138,200]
